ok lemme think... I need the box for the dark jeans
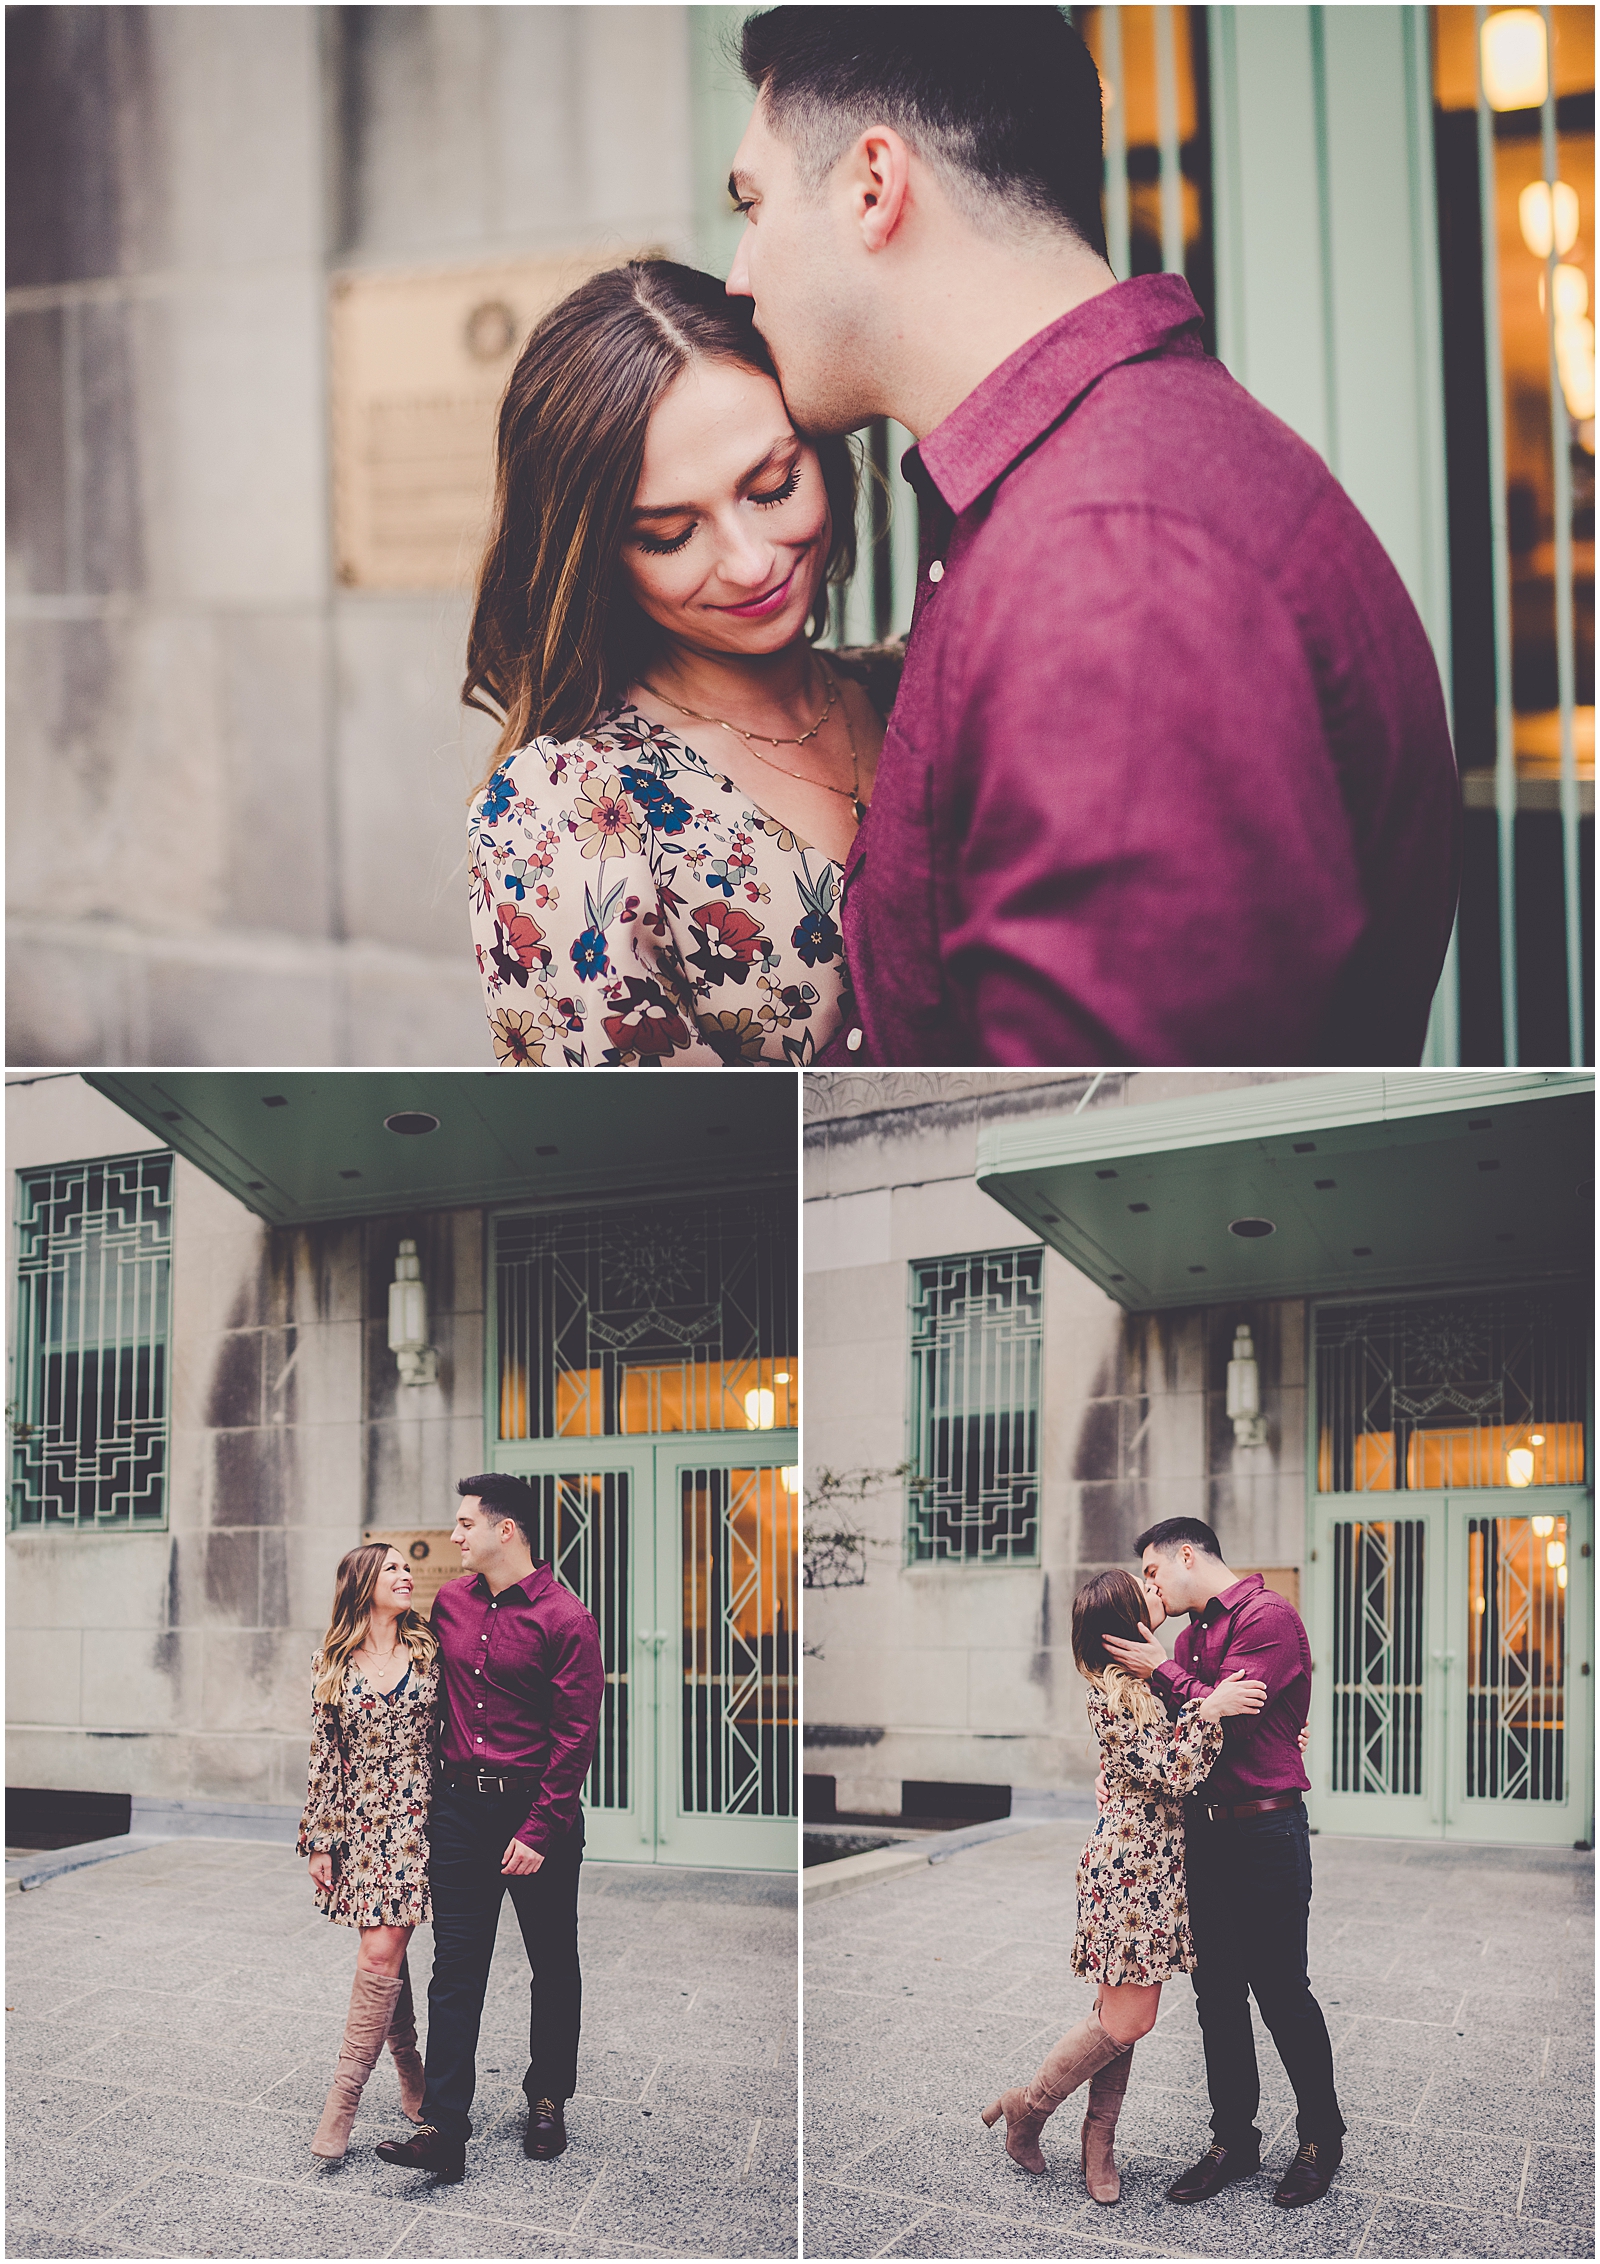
[421,1785,584,2143]
[1184,1804,1345,2149]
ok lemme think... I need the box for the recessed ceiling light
[1041,1213,1060,1224]
[1314,1179,1336,1190]
[1109,1274,1125,1283]
[339,1169,361,1180]
[1352,1246,1373,1257]
[384,1112,440,1136]
[1228,1218,1275,1239]
[1128,1202,1150,1214]
[1188,1264,1207,1274]
[246,1181,266,1191]
[262,1095,288,1109]
[1096,1168,1118,1180]
[1293,1142,1316,1154]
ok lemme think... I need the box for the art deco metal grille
[908,1248,1042,1563]
[1315,1286,1588,1493]
[496,1193,796,1440]
[527,1473,630,1813]
[11,1154,172,1530]
[681,1466,798,1819]
[1329,1519,1427,1796]
[1466,1512,1568,1805]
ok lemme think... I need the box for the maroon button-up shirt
[1152,1572,1312,1806]
[819,274,1460,1066]
[432,1563,604,1853]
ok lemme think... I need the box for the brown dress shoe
[1274,2137,1343,2206]
[374,2124,466,2181]
[524,2097,568,2159]
[1165,2137,1262,2203]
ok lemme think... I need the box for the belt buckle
[476,1771,504,1795]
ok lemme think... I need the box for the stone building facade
[802,1071,1309,1811]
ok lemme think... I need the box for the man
[1102,1517,1345,2209]
[376,1475,604,2182]
[725,7,1461,1066]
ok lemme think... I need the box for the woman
[982,1571,1266,2202]
[463,260,885,1067]
[297,1542,440,2162]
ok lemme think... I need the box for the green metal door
[487,1192,799,1869]
[1309,1491,1592,1847]
[1307,1287,1593,1846]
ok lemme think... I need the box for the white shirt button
[928,560,944,583]
[846,1028,863,1053]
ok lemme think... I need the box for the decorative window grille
[1315,1285,1587,1493]
[681,1466,798,1819]
[495,1192,797,1441]
[11,1154,172,1530]
[1466,1511,1568,1804]
[526,1472,631,1813]
[1330,1519,1427,1796]
[908,1248,1043,1564]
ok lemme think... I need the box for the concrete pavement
[804,1821,1594,2260]
[5,1837,796,2259]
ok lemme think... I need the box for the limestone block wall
[802,1071,1309,1812]
[5,1077,487,1806]
[5,5,694,1066]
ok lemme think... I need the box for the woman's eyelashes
[631,462,803,556]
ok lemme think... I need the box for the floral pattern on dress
[1070,1687,1223,1987]
[295,1652,439,1929]
[468,706,851,1066]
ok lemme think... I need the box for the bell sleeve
[296,1666,344,1858]
[1095,1694,1223,1801]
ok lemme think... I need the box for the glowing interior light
[1518,179,1580,259]
[1547,1542,1566,1568]
[1530,1433,1546,1446]
[1558,1566,1568,1589]
[1507,1447,1535,1487]
[780,1465,800,1493]
[1538,265,1592,320]
[1555,316,1597,421]
[744,1387,776,1431]
[1533,1514,1555,1536]
[1481,9,1549,111]
[774,1371,791,1384]
[1475,1595,1487,1615]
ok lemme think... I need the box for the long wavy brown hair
[462,259,859,786]
[313,1542,438,1707]
[1071,1568,1167,1730]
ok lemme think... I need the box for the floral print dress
[296,1653,439,1929]
[1071,1686,1224,1988]
[467,706,851,1066]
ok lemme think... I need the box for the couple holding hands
[466,4,1458,1070]
[982,1518,1346,2212]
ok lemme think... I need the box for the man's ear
[850,124,914,254]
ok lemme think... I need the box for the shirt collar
[471,1562,551,1606]
[912,272,1205,518]
[1197,1573,1265,1628]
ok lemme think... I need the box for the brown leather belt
[1192,1791,1303,1824]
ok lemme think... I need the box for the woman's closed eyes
[631,458,805,555]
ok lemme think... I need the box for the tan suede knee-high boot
[311,1969,404,2161]
[1080,2044,1134,2203]
[387,1956,427,2122]
[981,2011,1128,2175]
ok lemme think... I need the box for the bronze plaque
[330,250,649,592]
[363,1528,460,1616]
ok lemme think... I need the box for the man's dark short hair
[457,1473,539,1553]
[739,5,1109,257]
[1135,1517,1223,1561]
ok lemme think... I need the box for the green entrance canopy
[85,1073,796,1226]
[975,1072,1593,1312]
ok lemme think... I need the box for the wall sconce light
[388,1238,438,1387]
[1226,1324,1268,1448]
[1481,9,1548,112]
